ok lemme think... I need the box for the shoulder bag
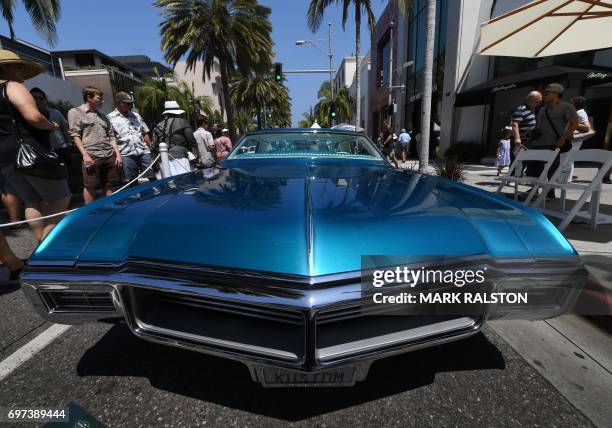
[2,83,66,179]
[544,107,572,153]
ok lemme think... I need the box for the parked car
[22,129,587,387]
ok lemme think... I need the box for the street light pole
[389,21,394,129]
[328,23,334,101]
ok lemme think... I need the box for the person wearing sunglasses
[30,87,72,173]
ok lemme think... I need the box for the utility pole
[328,23,334,101]
[389,21,394,129]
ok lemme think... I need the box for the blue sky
[7,0,388,126]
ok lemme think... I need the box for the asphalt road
[0,229,595,427]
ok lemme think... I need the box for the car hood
[32,159,575,276]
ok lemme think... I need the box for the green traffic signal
[274,63,282,82]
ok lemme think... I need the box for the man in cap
[68,86,123,204]
[152,101,198,177]
[108,92,153,184]
[529,83,579,198]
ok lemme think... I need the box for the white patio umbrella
[331,123,365,132]
[478,0,612,58]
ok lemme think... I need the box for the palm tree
[133,70,193,128]
[307,0,375,128]
[393,0,434,172]
[156,0,273,141]
[233,113,253,135]
[1,0,61,45]
[314,80,355,127]
[298,107,316,128]
[230,72,291,129]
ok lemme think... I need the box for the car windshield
[227,132,383,161]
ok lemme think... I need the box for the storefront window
[377,33,391,88]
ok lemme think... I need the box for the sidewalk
[456,161,612,427]
[461,162,612,298]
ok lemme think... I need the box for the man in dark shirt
[152,101,199,177]
[529,83,579,198]
[381,123,399,168]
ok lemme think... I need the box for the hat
[0,49,44,80]
[115,91,134,103]
[162,100,185,115]
[221,128,229,133]
[544,83,564,94]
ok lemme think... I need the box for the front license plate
[257,366,357,387]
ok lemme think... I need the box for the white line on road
[0,324,71,382]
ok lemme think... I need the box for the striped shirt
[511,103,537,139]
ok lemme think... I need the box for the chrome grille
[41,290,115,312]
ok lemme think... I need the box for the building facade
[333,56,358,96]
[113,55,172,79]
[419,0,612,157]
[172,60,226,121]
[0,36,83,107]
[348,51,370,132]
[368,1,400,140]
[53,49,145,114]
[366,0,612,158]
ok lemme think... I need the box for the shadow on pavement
[474,181,500,188]
[0,282,20,296]
[77,325,505,421]
[0,267,20,296]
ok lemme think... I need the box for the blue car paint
[32,133,576,276]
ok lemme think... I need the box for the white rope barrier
[0,154,162,230]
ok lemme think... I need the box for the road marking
[0,324,71,382]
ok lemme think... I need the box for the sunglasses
[33,95,45,101]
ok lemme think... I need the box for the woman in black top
[0,49,70,243]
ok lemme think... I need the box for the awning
[455,66,612,107]
[477,0,612,58]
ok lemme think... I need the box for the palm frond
[23,0,61,45]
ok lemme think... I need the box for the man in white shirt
[193,117,216,166]
[107,92,152,183]
[398,128,411,162]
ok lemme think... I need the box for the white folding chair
[531,149,612,231]
[495,148,560,204]
[558,130,596,184]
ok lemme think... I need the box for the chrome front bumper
[21,257,587,386]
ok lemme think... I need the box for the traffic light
[329,102,337,121]
[274,63,282,82]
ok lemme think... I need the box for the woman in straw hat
[0,49,71,245]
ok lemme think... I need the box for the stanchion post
[159,143,171,178]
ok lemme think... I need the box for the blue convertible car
[22,129,586,387]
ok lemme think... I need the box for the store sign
[586,72,612,80]
[491,83,517,93]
